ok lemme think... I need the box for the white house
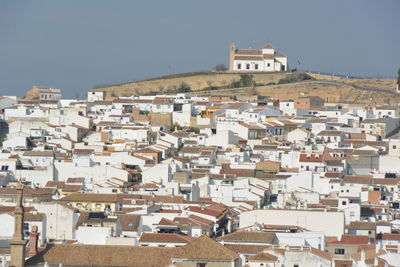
[229,43,288,72]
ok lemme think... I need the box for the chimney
[28,225,39,258]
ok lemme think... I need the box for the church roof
[236,49,262,55]
[263,43,274,49]
[274,52,287,58]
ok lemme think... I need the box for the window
[267,63,271,67]
[246,64,250,70]
[237,64,241,69]
[197,264,207,267]
[1,166,8,171]
[255,64,259,70]
[393,145,397,149]
[342,201,347,205]
[335,248,345,255]
[294,265,299,267]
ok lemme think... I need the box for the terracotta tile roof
[73,149,94,155]
[156,209,183,214]
[187,214,214,226]
[23,151,54,157]
[26,244,178,266]
[263,43,274,49]
[118,214,141,232]
[299,153,323,162]
[45,181,65,188]
[173,215,214,228]
[216,231,276,243]
[223,244,272,254]
[177,235,238,260]
[334,259,353,267]
[186,206,222,218]
[235,49,262,55]
[309,247,332,261]
[346,221,376,231]
[62,184,82,192]
[234,55,263,61]
[249,252,278,262]
[330,234,369,245]
[343,175,373,185]
[139,233,195,244]
[66,177,85,183]
[221,163,255,177]
[156,218,179,226]
[318,130,343,136]
[172,156,191,163]
[381,233,400,241]
[320,199,338,207]
[239,122,265,130]
[141,195,184,204]
[0,187,54,197]
[181,146,203,154]
[24,212,45,221]
[165,131,192,138]
[372,178,399,185]
[0,206,34,213]
[58,193,122,203]
[274,52,287,58]
[154,97,174,103]
[253,145,278,150]
[325,172,342,178]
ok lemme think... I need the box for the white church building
[229,43,288,72]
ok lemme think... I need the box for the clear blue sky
[0,0,399,98]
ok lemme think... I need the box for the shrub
[215,64,228,71]
[177,82,191,93]
[278,72,312,84]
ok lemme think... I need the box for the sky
[0,0,399,98]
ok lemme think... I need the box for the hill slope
[91,71,398,104]
[92,71,291,97]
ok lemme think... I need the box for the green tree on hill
[230,74,255,88]
[239,74,255,87]
[177,82,191,93]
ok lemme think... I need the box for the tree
[215,64,228,71]
[177,82,191,93]
[397,68,400,87]
[239,74,255,87]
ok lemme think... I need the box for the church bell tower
[10,184,27,267]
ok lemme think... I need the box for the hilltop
[91,71,398,105]
[92,71,294,97]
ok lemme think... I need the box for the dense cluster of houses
[0,89,400,267]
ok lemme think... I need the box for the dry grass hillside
[256,81,399,105]
[198,81,399,105]
[307,73,396,90]
[92,70,398,104]
[92,71,289,97]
